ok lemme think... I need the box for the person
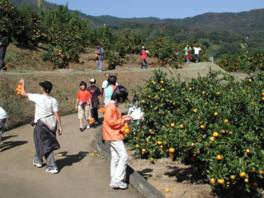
[95,45,105,71]
[102,85,132,189]
[87,78,101,125]
[0,32,10,72]
[0,106,8,142]
[19,79,62,174]
[101,73,110,97]
[193,45,202,63]
[184,45,192,63]
[103,75,117,106]
[139,46,149,69]
[75,81,92,131]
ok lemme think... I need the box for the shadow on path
[56,151,89,170]
[0,140,28,152]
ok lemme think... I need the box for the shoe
[110,181,128,189]
[79,127,84,132]
[33,160,43,168]
[45,166,59,174]
[86,125,90,129]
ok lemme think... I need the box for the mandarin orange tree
[126,69,264,196]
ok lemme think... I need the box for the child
[103,75,117,106]
[103,85,132,189]
[0,106,8,142]
[19,79,62,174]
[75,81,92,131]
[87,78,101,125]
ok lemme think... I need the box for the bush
[126,70,264,196]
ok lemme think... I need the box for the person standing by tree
[0,32,10,72]
[102,85,132,189]
[95,45,105,71]
[139,46,149,69]
[0,106,8,142]
[19,79,62,174]
[87,78,101,125]
[184,45,192,63]
[193,44,202,63]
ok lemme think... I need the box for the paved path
[0,114,141,198]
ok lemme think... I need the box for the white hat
[90,78,96,83]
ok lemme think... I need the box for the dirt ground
[0,114,141,198]
[129,157,215,198]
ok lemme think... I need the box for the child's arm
[54,111,62,135]
[75,98,79,111]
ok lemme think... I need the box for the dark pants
[0,118,7,141]
[33,121,60,166]
[0,46,7,70]
[141,59,148,69]
[91,107,98,122]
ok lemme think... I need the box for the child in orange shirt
[102,85,132,189]
[75,81,92,131]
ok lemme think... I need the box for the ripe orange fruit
[218,178,225,185]
[170,123,175,128]
[156,140,162,145]
[192,108,198,113]
[230,175,236,180]
[200,124,205,129]
[210,178,216,185]
[213,112,218,116]
[245,148,251,154]
[239,172,247,178]
[210,136,215,141]
[224,119,229,124]
[179,124,184,129]
[212,132,219,138]
[216,154,223,161]
[168,148,175,153]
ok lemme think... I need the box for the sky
[46,0,264,19]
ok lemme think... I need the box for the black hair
[111,85,128,103]
[132,95,139,103]
[107,75,117,86]
[79,81,87,89]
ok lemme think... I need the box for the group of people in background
[183,44,202,63]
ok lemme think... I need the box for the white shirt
[28,94,59,123]
[102,80,108,89]
[0,107,8,119]
[194,47,201,55]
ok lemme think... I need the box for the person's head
[79,81,87,90]
[39,81,53,94]
[89,78,96,85]
[105,73,110,78]
[107,75,117,86]
[111,85,128,103]
[142,46,145,49]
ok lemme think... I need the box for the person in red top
[139,46,149,69]
[75,81,92,131]
[103,85,132,189]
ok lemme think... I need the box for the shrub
[126,69,264,196]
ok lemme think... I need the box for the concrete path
[0,114,141,198]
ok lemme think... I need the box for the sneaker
[79,127,84,132]
[45,166,59,174]
[86,125,90,129]
[110,181,127,189]
[33,160,43,168]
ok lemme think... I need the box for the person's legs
[0,118,7,142]
[78,105,85,130]
[110,140,128,188]
[0,46,7,70]
[33,126,43,167]
[99,60,103,71]
[45,151,58,174]
[110,143,119,182]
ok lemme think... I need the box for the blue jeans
[96,60,103,71]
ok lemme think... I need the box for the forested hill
[9,0,264,55]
